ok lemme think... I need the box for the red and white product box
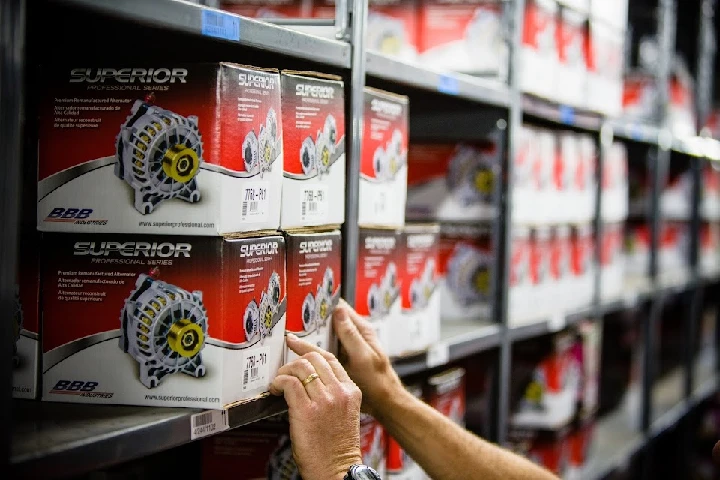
[599,222,625,301]
[427,368,466,426]
[569,224,594,308]
[565,419,595,480]
[552,132,578,223]
[418,0,508,78]
[534,129,556,225]
[356,228,403,352]
[220,0,312,17]
[668,74,697,138]
[624,221,650,277]
[574,320,601,415]
[601,141,628,223]
[367,0,419,62]
[38,64,283,235]
[13,227,40,399]
[361,414,388,477]
[438,223,494,322]
[513,125,538,225]
[280,71,345,229]
[555,7,588,107]
[661,222,689,274]
[512,331,581,429]
[395,224,440,357]
[509,428,570,477]
[360,88,409,228]
[700,223,720,276]
[701,164,720,220]
[509,226,533,325]
[201,425,302,480]
[386,384,424,480]
[557,0,588,12]
[575,134,598,224]
[548,226,572,312]
[520,0,559,100]
[622,73,657,122]
[40,233,287,408]
[284,229,341,363]
[589,0,627,31]
[585,19,624,116]
[529,226,552,316]
[661,169,693,220]
[406,138,501,222]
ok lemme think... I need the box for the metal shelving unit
[6,0,720,477]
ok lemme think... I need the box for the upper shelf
[522,95,604,131]
[365,52,511,109]
[52,0,351,69]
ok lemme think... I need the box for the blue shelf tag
[559,105,575,125]
[437,74,459,95]
[630,123,642,141]
[201,10,240,41]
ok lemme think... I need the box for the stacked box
[13,227,40,399]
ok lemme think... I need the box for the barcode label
[201,10,240,41]
[190,409,229,440]
[242,347,270,392]
[300,184,329,222]
[240,181,270,223]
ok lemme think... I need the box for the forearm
[375,388,559,480]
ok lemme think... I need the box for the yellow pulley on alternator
[162,144,200,183]
[167,318,204,358]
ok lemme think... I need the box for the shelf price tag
[190,409,229,440]
[201,10,241,41]
[426,342,450,368]
[437,74,459,96]
[559,105,575,125]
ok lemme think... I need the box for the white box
[535,129,556,225]
[556,132,579,224]
[438,223,494,322]
[701,223,720,276]
[590,0,627,31]
[367,0,420,62]
[701,164,720,220]
[555,7,588,107]
[407,138,501,222]
[41,233,287,408]
[600,222,625,301]
[576,134,598,224]
[509,225,533,324]
[283,229,341,363]
[520,0,560,100]
[13,227,40,399]
[586,20,624,116]
[513,125,538,225]
[601,142,629,223]
[361,414,388,477]
[38,64,283,235]
[356,228,403,352]
[529,226,553,316]
[548,225,572,313]
[569,224,594,308]
[624,222,650,277]
[397,224,441,356]
[360,88,409,228]
[280,71,346,229]
[418,0,508,78]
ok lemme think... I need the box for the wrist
[370,381,415,425]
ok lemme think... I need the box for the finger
[337,301,383,348]
[269,374,311,409]
[277,358,326,398]
[301,351,345,388]
[333,304,378,356]
[286,333,351,383]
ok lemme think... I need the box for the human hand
[270,333,363,480]
[333,299,405,418]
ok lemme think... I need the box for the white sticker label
[190,409,229,440]
[300,184,329,223]
[241,181,270,223]
[427,342,450,368]
[242,346,270,392]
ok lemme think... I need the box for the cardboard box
[701,164,720,220]
[599,222,624,301]
[13,227,40,399]
[520,0,559,99]
[601,141,628,223]
[361,414,388,477]
[513,125,537,225]
[417,0,507,77]
[356,228,403,352]
[284,229,341,363]
[220,0,313,17]
[585,19,624,116]
[569,224,594,308]
[509,225,532,324]
[367,0,420,62]
[553,132,578,224]
[574,320,601,416]
[406,138,502,222]
[565,418,595,480]
[360,88,409,228]
[700,223,720,276]
[38,64,283,235]
[280,71,345,229]
[529,226,552,316]
[576,133,598,224]
[548,225,572,312]
[396,224,441,357]
[624,220,650,277]
[535,129,556,225]
[386,384,425,479]
[41,233,286,408]
[438,223,494,322]
[555,7,588,107]
[427,367,466,426]
[589,0,627,31]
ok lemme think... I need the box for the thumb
[333,304,373,356]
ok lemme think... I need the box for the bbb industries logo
[45,207,108,226]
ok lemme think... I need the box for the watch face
[350,465,382,480]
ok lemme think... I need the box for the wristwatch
[344,464,382,480]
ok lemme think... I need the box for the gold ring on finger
[301,372,319,387]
